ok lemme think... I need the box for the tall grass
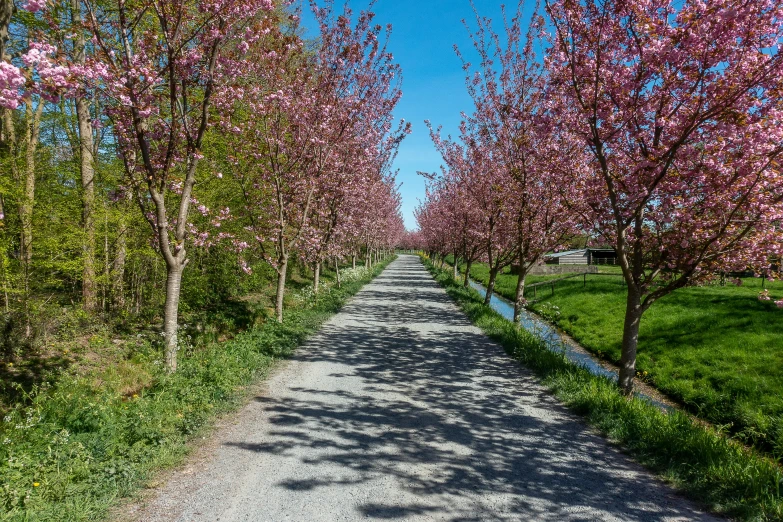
[0,259,394,521]
[424,257,783,521]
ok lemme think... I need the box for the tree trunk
[463,259,472,288]
[275,256,288,323]
[0,196,8,311]
[618,288,643,395]
[485,238,494,305]
[102,210,109,313]
[0,0,12,63]
[134,268,142,315]
[452,252,458,280]
[513,269,527,324]
[313,261,320,294]
[352,254,356,270]
[484,265,499,306]
[1,109,14,318]
[335,257,340,288]
[73,0,97,313]
[19,101,44,338]
[112,220,127,310]
[19,144,33,278]
[163,264,184,373]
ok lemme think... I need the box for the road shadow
[224,255,718,521]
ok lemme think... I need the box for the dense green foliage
[459,260,783,460]
[424,256,783,521]
[0,259,392,521]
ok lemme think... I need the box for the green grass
[458,259,783,460]
[423,255,783,521]
[0,259,394,521]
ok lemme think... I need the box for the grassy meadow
[456,260,783,458]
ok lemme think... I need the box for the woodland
[0,0,406,379]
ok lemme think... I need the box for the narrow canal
[466,278,669,410]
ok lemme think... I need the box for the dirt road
[128,255,718,522]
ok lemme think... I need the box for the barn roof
[546,249,587,258]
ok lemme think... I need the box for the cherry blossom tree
[220,2,406,322]
[86,0,275,372]
[220,26,324,321]
[428,121,514,301]
[359,171,404,264]
[306,124,407,293]
[428,1,583,319]
[546,0,783,394]
[414,185,453,268]
[299,0,408,294]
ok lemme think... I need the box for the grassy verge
[423,255,783,521]
[457,259,783,459]
[0,258,394,521]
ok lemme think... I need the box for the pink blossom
[21,0,47,12]
[0,62,24,109]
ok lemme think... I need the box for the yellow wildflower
[33,482,40,487]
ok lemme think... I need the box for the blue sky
[300,1,511,230]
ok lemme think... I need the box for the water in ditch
[467,279,669,410]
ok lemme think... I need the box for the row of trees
[416,0,783,395]
[0,0,406,373]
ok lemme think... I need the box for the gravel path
[128,255,720,522]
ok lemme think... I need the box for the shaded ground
[126,255,720,522]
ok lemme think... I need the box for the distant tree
[457,1,583,320]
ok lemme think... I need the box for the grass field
[457,260,783,458]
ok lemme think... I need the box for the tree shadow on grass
[0,353,71,409]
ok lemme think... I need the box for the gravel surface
[127,255,720,522]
